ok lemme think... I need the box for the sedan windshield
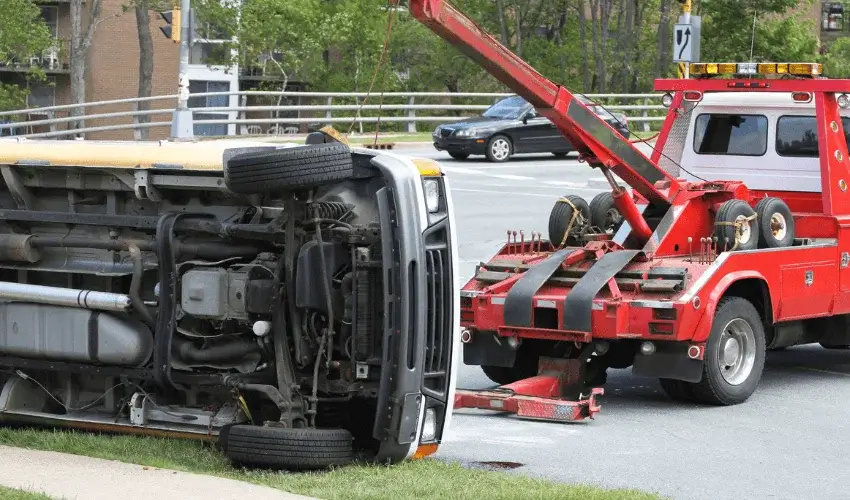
[482,96,530,120]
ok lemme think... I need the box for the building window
[693,114,768,156]
[822,2,845,32]
[189,80,230,136]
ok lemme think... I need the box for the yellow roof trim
[0,138,292,171]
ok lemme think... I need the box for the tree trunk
[496,0,509,46]
[69,0,103,138]
[654,0,673,80]
[135,3,153,141]
[575,0,591,92]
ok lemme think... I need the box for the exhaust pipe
[0,281,132,312]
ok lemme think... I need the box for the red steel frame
[409,0,850,422]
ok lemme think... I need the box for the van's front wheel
[688,297,766,406]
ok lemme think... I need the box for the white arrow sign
[673,16,701,63]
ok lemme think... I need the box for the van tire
[714,199,759,251]
[224,143,354,194]
[220,425,355,470]
[548,194,590,248]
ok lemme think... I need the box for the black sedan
[432,94,631,162]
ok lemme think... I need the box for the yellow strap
[715,213,757,251]
[556,197,583,249]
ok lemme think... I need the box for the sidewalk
[0,446,318,500]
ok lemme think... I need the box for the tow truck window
[693,113,768,156]
[776,115,850,157]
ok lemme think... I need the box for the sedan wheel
[486,135,512,162]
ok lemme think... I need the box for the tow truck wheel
[690,297,766,406]
[713,199,759,252]
[548,194,590,248]
[754,197,795,248]
[589,192,623,234]
[658,378,697,403]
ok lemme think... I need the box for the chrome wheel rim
[717,318,757,386]
[770,212,787,241]
[491,138,510,160]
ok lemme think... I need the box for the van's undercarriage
[0,141,456,469]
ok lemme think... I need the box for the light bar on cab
[689,62,823,77]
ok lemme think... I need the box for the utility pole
[170,0,194,139]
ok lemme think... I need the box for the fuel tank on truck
[0,303,153,366]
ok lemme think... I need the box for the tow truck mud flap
[562,250,641,331]
[503,247,580,327]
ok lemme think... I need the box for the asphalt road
[406,145,850,500]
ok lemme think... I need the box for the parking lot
[410,146,850,500]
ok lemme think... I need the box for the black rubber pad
[503,247,580,327]
[561,249,641,332]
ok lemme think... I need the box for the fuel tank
[0,303,153,366]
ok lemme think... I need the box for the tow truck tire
[754,197,795,248]
[713,199,759,252]
[548,194,590,248]
[219,425,355,470]
[588,192,623,234]
[223,143,354,194]
[689,297,766,406]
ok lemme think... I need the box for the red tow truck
[409,0,850,421]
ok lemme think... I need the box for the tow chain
[556,197,583,249]
[715,213,757,251]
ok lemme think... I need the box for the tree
[0,0,53,112]
[70,0,109,136]
[123,0,168,140]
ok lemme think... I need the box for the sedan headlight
[421,408,437,443]
[423,179,440,213]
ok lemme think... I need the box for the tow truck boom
[409,0,682,242]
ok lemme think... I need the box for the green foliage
[186,0,823,96]
[820,38,850,78]
[697,0,819,62]
[0,0,53,112]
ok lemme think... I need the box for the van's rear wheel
[220,425,355,470]
[687,297,766,406]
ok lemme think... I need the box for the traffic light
[159,1,181,43]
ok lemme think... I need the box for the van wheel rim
[770,213,787,241]
[718,318,757,386]
[491,139,510,160]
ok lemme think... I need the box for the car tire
[548,194,590,249]
[754,197,795,248]
[220,425,355,470]
[448,152,470,160]
[713,199,759,252]
[224,143,354,195]
[485,135,512,162]
[588,192,623,234]
[687,297,766,406]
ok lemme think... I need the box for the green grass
[0,486,54,500]
[0,428,666,500]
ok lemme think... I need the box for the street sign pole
[171,0,194,139]
[682,0,690,78]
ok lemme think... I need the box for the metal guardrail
[0,91,667,140]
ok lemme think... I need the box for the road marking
[545,180,591,188]
[489,173,535,180]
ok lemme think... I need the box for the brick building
[0,0,241,140]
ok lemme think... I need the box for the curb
[0,446,318,500]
